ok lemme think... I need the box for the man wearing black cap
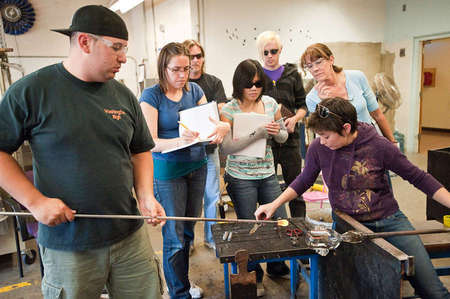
[0,5,165,298]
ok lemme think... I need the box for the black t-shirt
[0,63,154,250]
[189,73,227,103]
[189,73,227,153]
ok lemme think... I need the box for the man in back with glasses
[182,40,227,254]
[0,5,165,298]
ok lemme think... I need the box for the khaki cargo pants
[40,225,163,299]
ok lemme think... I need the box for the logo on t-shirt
[104,109,125,120]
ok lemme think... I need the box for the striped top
[221,96,278,180]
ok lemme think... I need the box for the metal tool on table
[0,211,289,226]
[286,228,303,247]
[230,249,256,299]
[249,223,261,235]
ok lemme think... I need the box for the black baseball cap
[51,5,128,40]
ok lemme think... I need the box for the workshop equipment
[212,218,319,299]
[341,228,450,243]
[427,147,450,222]
[0,211,289,226]
[305,225,450,255]
[286,228,303,247]
[230,250,256,299]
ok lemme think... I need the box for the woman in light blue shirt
[300,43,396,143]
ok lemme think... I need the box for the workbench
[212,218,318,299]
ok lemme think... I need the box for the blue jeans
[224,173,288,281]
[360,211,449,299]
[203,149,220,245]
[154,164,207,299]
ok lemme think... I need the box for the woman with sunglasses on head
[139,42,230,299]
[300,43,396,144]
[220,59,289,296]
[255,98,450,299]
[256,31,308,223]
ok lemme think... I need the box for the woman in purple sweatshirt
[255,98,450,299]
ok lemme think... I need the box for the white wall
[384,0,450,43]
[384,0,450,152]
[123,0,196,89]
[202,0,385,96]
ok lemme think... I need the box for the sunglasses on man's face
[316,104,343,120]
[263,49,279,56]
[245,80,264,89]
[190,53,203,60]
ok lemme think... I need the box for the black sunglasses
[263,49,279,56]
[245,80,264,89]
[190,53,203,60]
[316,104,343,121]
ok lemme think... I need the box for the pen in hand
[178,121,199,140]
[178,121,191,131]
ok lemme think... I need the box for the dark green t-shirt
[0,63,154,250]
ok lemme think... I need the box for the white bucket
[305,207,333,229]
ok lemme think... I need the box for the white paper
[161,139,210,154]
[161,102,219,153]
[233,112,272,158]
[178,101,219,140]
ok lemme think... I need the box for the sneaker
[256,282,265,297]
[204,242,216,251]
[189,243,195,256]
[266,261,290,278]
[100,287,109,298]
[189,282,203,299]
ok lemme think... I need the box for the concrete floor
[1,131,449,298]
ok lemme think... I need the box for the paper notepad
[161,102,219,154]
[178,101,219,140]
[232,112,272,158]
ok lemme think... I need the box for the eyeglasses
[263,49,279,56]
[189,53,203,60]
[167,66,191,73]
[245,80,264,89]
[88,34,128,55]
[316,104,343,120]
[304,58,325,70]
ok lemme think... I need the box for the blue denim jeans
[203,149,220,245]
[154,164,207,299]
[224,172,288,281]
[224,173,287,220]
[360,210,449,299]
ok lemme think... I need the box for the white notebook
[232,112,272,158]
[178,101,219,140]
[161,102,219,154]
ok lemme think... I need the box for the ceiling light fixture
[109,0,144,14]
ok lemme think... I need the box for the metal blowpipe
[341,228,450,244]
[0,211,288,226]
